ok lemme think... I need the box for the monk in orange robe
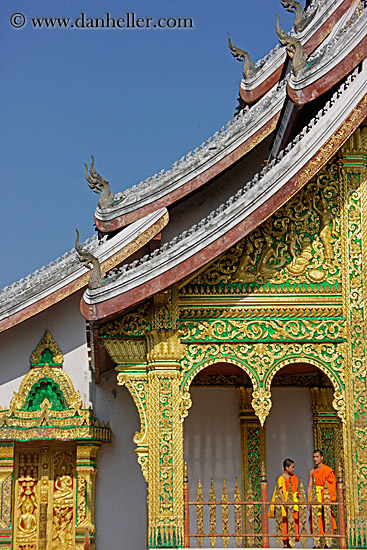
[307,449,337,541]
[269,459,299,547]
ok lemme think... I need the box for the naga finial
[75,229,105,290]
[85,155,114,208]
[280,0,311,33]
[276,13,307,76]
[227,33,254,80]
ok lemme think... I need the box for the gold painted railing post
[184,462,190,548]
[0,443,14,550]
[310,478,321,549]
[260,462,269,548]
[286,476,296,548]
[323,480,332,548]
[274,484,283,548]
[298,478,308,548]
[221,478,229,548]
[244,480,254,548]
[196,478,204,548]
[209,477,217,548]
[336,467,347,549]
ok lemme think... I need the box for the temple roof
[81,59,367,320]
[239,0,356,104]
[2,0,366,330]
[93,0,363,234]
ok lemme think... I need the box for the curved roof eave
[94,81,286,232]
[239,0,355,105]
[81,65,367,322]
[0,208,168,333]
[288,11,367,105]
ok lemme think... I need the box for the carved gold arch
[180,354,258,418]
[180,341,345,425]
[262,348,345,422]
[181,355,258,393]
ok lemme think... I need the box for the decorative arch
[262,351,345,423]
[180,341,345,425]
[181,355,258,394]
[263,356,344,393]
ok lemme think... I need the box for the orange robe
[311,464,337,534]
[269,475,299,542]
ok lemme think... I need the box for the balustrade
[183,469,347,548]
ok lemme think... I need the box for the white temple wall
[266,387,314,548]
[0,291,90,406]
[184,387,241,548]
[92,371,147,550]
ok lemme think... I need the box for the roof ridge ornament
[85,155,114,208]
[276,13,307,75]
[75,229,105,289]
[227,33,254,79]
[280,0,312,33]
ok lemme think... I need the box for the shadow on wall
[93,371,147,549]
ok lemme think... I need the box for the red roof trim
[95,113,279,233]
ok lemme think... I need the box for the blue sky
[1,0,296,288]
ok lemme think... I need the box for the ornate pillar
[146,329,185,548]
[75,444,100,549]
[0,443,14,549]
[238,386,266,541]
[311,387,341,472]
[339,126,367,537]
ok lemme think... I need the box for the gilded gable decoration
[30,329,63,367]
[0,363,110,443]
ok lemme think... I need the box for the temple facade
[0,1,366,549]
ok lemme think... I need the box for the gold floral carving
[180,317,345,342]
[0,445,14,532]
[146,329,186,364]
[181,160,342,295]
[104,339,147,364]
[147,370,184,548]
[30,329,63,365]
[339,139,367,534]
[98,302,151,337]
[76,444,99,535]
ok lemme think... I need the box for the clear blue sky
[1,0,296,288]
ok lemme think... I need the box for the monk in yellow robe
[269,458,299,547]
[307,449,337,540]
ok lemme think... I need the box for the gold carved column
[311,387,341,472]
[339,126,367,536]
[146,329,185,549]
[75,444,100,549]
[0,444,14,549]
[238,387,266,540]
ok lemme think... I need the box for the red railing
[183,470,347,548]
